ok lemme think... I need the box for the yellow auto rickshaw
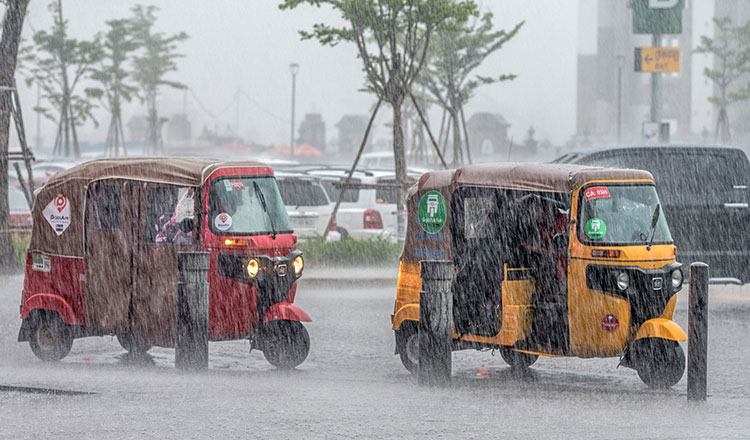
[392,163,687,388]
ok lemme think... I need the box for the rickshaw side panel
[567,256,632,357]
[206,252,257,340]
[498,265,535,346]
[21,252,86,326]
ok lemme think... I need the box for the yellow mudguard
[634,318,688,342]
[392,304,419,330]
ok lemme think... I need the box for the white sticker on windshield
[42,195,71,236]
[224,179,246,191]
[214,212,232,231]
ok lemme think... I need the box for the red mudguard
[263,303,311,323]
[21,293,78,325]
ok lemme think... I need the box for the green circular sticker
[418,191,446,233]
[585,218,607,239]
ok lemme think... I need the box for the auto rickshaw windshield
[209,176,291,235]
[579,184,673,245]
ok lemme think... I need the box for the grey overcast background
[14,0,713,150]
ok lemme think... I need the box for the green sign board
[418,191,446,234]
[632,0,684,34]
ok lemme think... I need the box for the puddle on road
[0,384,94,396]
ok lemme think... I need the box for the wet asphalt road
[1,271,749,439]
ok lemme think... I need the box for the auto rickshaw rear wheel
[116,332,153,354]
[261,320,310,369]
[500,348,538,370]
[396,321,419,374]
[28,310,73,362]
[632,338,685,389]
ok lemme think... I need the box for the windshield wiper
[253,182,276,240]
[646,204,661,251]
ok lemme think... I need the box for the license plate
[291,217,316,229]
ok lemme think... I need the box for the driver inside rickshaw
[513,194,569,299]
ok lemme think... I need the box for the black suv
[554,145,750,284]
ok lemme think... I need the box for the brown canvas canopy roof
[44,157,269,189]
[411,162,654,196]
[401,163,654,264]
[31,158,272,258]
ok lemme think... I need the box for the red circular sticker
[600,314,619,332]
[54,195,68,213]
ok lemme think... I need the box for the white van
[307,168,416,241]
[275,172,341,241]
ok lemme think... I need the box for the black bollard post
[687,262,709,401]
[175,252,210,371]
[418,260,453,386]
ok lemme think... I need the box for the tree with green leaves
[280,0,476,212]
[130,5,188,155]
[0,0,31,268]
[421,13,522,164]
[24,0,102,159]
[90,18,141,157]
[695,16,750,144]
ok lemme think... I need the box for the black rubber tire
[633,338,685,389]
[500,348,538,369]
[396,322,419,374]
[28,311,73,362]
[116,332,153,354]
[261,320,310,369]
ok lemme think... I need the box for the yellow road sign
[634,47,680,73]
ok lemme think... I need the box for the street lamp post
[289,63,299,159]
[616,55,626,144]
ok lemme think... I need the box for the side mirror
[179,217,195,234]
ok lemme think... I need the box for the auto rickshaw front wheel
[261,320,310,369]
[632,338,685,389]
[28,310,73,362]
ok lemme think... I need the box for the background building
[576,0,694,145]
[714,0,750,147]
[297,113,326,151]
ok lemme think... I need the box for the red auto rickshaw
[18,158,311,368]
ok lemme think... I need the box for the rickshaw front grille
[585,263,681,327]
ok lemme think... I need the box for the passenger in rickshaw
[512,196,567,284]
[513,194,570,351]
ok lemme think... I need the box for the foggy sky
[15,1,580,153]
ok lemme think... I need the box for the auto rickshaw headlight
[293,255,304,276]
[671,269,683,289]
[616,271,630,291]
[246,258,260,278]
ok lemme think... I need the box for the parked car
[360,151,395,170]
[306,168,416,240]
[358,151,435,175]
[275,172,341,241]
[554,145,750,284]
[9,186,32,229]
